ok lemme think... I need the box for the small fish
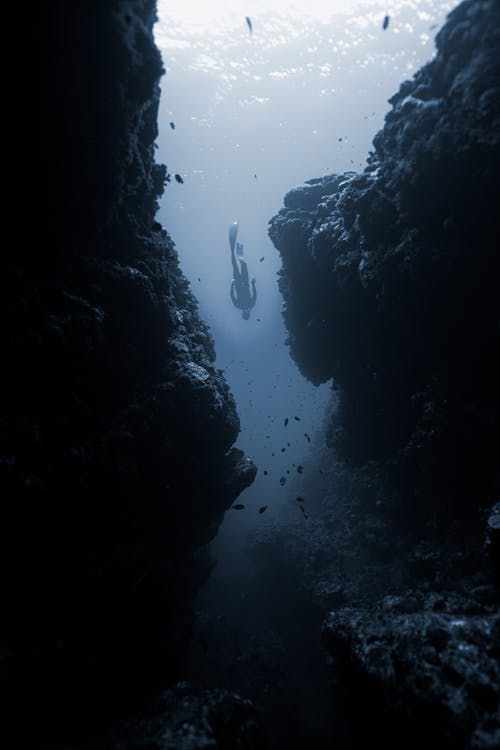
[232,503,245,510]
[296,496,305,503]
[281,448,285,453]
[197,277,201,281]
[294,416,301,421]
[304,433,311,443]
[383,15,390,30]
[284,418,289,427]
[260,256,265,262]
[174,174,184,184]
[169,121,176,129]
[254,174,258,179]
[263,470,268,475]
[280,476,286,486]
[297,466,304,474]
[299,505,305,513]
[246,16,253,33]
[258,505,267,514]
[304,514,309,520]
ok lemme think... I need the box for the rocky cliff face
[269,0,500,746]
[270,0,499,528]
[2,1,254,742]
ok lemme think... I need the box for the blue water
[155,0,455,578]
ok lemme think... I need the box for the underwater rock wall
[269,0,500,522]
[269,1,500,746]
[2,0,254,740]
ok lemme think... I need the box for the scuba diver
[229,221,257,319]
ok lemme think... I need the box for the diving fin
[229,221,239,252]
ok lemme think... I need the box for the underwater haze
[155,0,456,576]
[10,2,500,748]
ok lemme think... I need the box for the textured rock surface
[323,593,500,750]
[268,0,500,746]
[2,1,254,743]
[57,683,264,750]
[269,0,500,497]
[249,433,500,747]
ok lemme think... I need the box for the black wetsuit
[230,239,256,312]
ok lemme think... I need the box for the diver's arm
[250,279,257,308]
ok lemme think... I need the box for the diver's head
[242,309,250,320]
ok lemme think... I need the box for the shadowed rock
[268,1,500,747]
[269,0,500,505]
[2,0,255,743]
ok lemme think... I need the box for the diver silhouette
[229,222,256,319]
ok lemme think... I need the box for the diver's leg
[240,260,249,286]
[231,244,240,280]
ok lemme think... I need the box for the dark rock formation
[249,430,500,748]
[323,593,500,750]
[269,0,500,507]
[2,1,254,744]
[268,0,500,746]
[59,683,264,750]
[486,502,500,570]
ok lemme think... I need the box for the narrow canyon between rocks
[3,1,499,749]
